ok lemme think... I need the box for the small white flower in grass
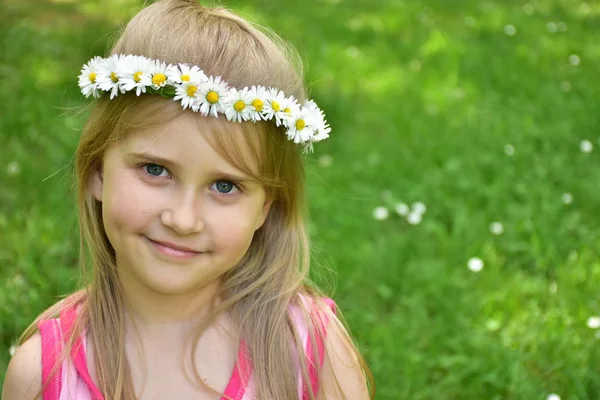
[173,82,202,111]
[118,55,152,96]
[569,54,581,66]
[78,56,104,98]
[9,344,17,357]
[489,221,504,235]
[562,192,573,204]
[166,63,207,85]
[318,154,333,168]
[412,202,426,215]
[373,206,389,221]
[580,139,593,153]
[549,282,557,294]
[223,87,253,123]
[547,394,561,400]
[96,54,125,99]
[407,211,422,225]
[504,144,515,156]
[247,85,268,121]
[558,22,568,32]
[587,316,600,329]
[467,257,484,272]
[485,319,500,331]
[504,24,516,36]
[523,4,534,14]
[197,76,229,118]
[547,22,558,33]
[7,161,20,176]
[149,60,170,90]
[394,202,410,216]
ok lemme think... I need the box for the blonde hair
[19,0,373,398]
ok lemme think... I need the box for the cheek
[208,203,262,252]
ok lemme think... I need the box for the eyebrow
[126,152,253,182]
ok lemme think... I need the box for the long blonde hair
[20,1,373,398]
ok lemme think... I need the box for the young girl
[2,0,373,399]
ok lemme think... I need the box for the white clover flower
[549,282,558,294]
[78,56,105,98]
[394,202,410,216]
[373,206,389,221]
[580,139,593,153]
[587,316,600,329]
[96,54,125,99]
[504,144,515,156]
[173,82,203,111]
[247,85,268,121]
[285,104,320,144]
[166,63,207,85]
[7,161,20,176]
[412,202,427,215]
[489,221,504,235]
[407,211,423,225]
[467,257,484,272]
[197,76,229,118]
[504,24,516,36]
[562,192,573,204]
[547,394,561,400]
[223,87,253,123]
[118,55,153,96]
[149,59,170,90]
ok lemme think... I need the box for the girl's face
[90,111,272,296]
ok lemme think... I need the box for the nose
[160,189,204,235]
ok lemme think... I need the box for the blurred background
[2,0,600,398]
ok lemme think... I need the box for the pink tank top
[38,298,336,400]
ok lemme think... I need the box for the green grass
[2,0,600,398]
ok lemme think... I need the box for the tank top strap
[39,318,65,400]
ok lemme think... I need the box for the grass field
[2,0,600,398]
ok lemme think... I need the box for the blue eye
[212,180,239,195]
[144,163,169,177]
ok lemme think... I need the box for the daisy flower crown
[78,54,330,153]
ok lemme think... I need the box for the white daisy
[197,76,229,118]
[284,104,320,144]
[166,63,207,85]
[304,100,331,142]
[247,85,268,121]
[263,88,297,126]
[223,87,253,123]
[117,55,153,96]
[78,56,105,98]
[96,54,125,99]
[150,59,170,90]
[173,82,202,111]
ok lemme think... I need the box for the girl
[2,0,373,399]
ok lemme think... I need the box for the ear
[255,196,273,231]
[89,165,104,202]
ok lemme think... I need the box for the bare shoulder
[1,333,42,400]
[318,319,371,400]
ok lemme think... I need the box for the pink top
[38,297,336,400]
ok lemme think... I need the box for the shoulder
[318,314,371,400]
[1,332,43,400]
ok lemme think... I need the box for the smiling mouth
[145,237,204,259]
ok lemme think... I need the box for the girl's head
[77,0,311,301]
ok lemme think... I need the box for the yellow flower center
[295,119,306,131]
[133,71,143,83]
[110,72,118,83]
[252,98,264,111]
[206,91,219,104]
[284,107,291,114]
[89,72,97,83]
[187,85,198,97]
[234,100,246,112]
[271,100,280,112]
[152,73,166,86]
[181,74,190,82]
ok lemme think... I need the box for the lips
[149,238,200,253]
